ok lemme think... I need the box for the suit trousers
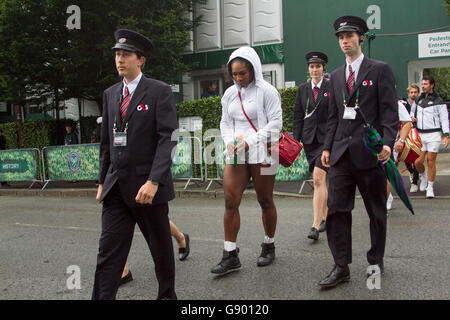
[327,150,387,266]
[92,183,176,300]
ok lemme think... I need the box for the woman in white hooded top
[211,46,282,275]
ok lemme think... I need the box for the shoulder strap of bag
[238,91,258,132]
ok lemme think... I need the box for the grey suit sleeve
[377,63,398,149]
[99,91,110,184]
[148,84,178,185]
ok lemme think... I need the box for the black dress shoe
[178,233,190,261]
[257,243,275,267]
[319,265,350,288]
[367,260,384,278]
[119,271,133,287]
[308,227,319,240]
[318,219,326,233]
[211,249,241,275]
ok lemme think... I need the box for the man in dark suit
[320,16,398,288]
[92,29,178,300]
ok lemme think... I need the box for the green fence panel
[275,149,310,181]
[0,148,41,182]
[171,137,193,179]
[43,143,100,181]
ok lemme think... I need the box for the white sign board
[418,31,450,58]
[284,81,296,88]
[0,102,6,112]
[170,84,180,93]
[178,116,203,132]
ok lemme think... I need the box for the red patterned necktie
[347,65,355,94]
[313,86,319,103]
[120,86,130,119]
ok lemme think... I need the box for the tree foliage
[424,67,450,100]
[0,0,204,111]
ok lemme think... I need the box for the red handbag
[238,92,303,167]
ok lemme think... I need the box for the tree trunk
[15,104,23,148]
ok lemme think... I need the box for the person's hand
[235,140,248,154]
[96,184,103,204]
[443,136,449,148]
[411,116,417,123]
[377,145,391,165]
[135,181,158,205]
[321,150,330,168]
[394,140,405,153]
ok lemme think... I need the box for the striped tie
[313,86,319,103]
[120,87,130,119]
[347,65,355,94]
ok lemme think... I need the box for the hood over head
[227,46,264,90]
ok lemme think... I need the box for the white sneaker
[386,193,393,211]
[410,184,418,193]
[419,173,428,191]
[426,185,435,199]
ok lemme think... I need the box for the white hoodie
[220,46,282,164]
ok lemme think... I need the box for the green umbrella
[356,107,414,215]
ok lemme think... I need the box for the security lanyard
[341,88,360,109]
[113,116,128,134]
[304,94,324,119]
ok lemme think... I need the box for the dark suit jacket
[99,75,178,207]
[323,57,398,170]
[293,78,331,146]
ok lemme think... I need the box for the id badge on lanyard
[113,117,128,147]
[342,89,359,120]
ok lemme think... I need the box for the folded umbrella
[355,106,414,215]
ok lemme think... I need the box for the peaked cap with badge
[112,29,154,57]
[333,15,369,36]
[306,51,328,65]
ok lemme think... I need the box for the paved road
[1,195,449,300]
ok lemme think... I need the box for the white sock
[428,181,434,188]
[224,241,236,252]
[264,236,275,244]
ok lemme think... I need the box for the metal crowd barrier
[171,135,203,190]
[0,148,43,188]
[41,143,100,189]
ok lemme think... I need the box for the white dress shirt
[345,53,365,82]
[311,77,323,90]
[122,72,143,99]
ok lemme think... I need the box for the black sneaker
[257,243,275,267]
[211,249,241,275]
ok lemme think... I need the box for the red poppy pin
[324,92,329,97]
[362,80,373,86]
[137,104,149,111]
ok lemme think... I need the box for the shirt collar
[311,77,323,90]
[346,53,365,73]
[123,72,143,96]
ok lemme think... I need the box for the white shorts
[419,132,442,153]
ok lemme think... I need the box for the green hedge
[175,87,298,133]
